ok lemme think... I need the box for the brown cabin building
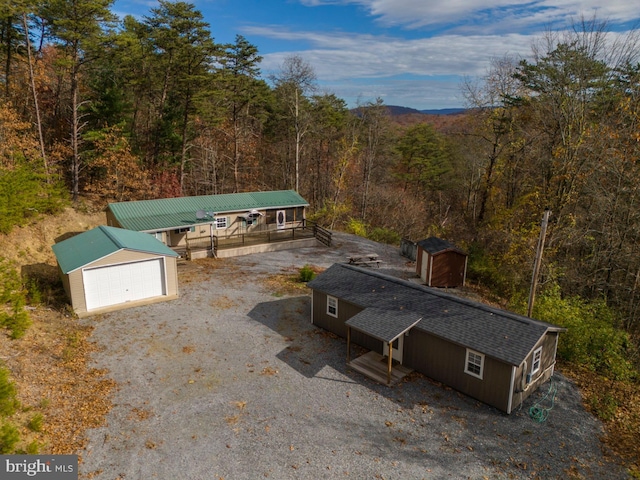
[307,264,564,414]
[416,237,467,287]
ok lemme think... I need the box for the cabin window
[464,349,484,379]
[327,295,338,317]
[215,217,228,229]
[531,347,542,375]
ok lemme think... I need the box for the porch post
[346,326,351,363]
[387,343,393,385]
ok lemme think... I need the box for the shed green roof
[52,226,178,274]
[108,190,309,232]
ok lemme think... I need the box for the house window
[531,347,542,375]
[215,217,228,229]
[327,295,338,317]
[465,349,484,379]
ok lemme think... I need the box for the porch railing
[185,221,332,257]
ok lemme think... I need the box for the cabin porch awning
[345,307,422,344]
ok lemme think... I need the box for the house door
[276,210,286,230]
[383,335,404,364]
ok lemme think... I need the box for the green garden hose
[529,376,558,423]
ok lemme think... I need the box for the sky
[111,0,640,110]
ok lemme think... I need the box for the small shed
[416,237,467,287]
[52,226,179,318]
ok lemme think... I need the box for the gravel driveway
[80,232,627,479]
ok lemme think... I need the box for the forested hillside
[2,1,640,466]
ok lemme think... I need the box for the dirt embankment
[0,201,111,457]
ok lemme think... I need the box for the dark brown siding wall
[311,291,382,352]
[403,329,513,412]
[431,251,466,287]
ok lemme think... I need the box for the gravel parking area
[80,233,627,479]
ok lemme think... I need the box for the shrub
[589,392,618,421]
[0,366,18,417]
[345,218,368,238]
[0,258,31,338]
[0,422,20,454]
[298,265,316,283]
[2,299,32,340]
[25,277,43,305]
[28,413,44,432]
[25,440,41,454]
[368,227,401,245]
[529,284,635,381]
[466,242,518,297]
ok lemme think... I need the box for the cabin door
[383,335,404,364]
[276,210,286,230]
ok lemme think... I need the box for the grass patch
[27,413,44,432]
[0,422,20,453]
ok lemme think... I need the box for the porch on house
[184,221,331,259]
[345,307,423,386]
[347,351,413,386]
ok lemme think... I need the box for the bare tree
[271,54,316,192]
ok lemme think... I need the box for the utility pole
[528,209,551,317]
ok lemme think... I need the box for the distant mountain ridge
[385,105,466,116]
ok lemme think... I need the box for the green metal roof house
[106,190,325,259]
[52,226,179,317]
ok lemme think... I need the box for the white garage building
[52,226,179,317]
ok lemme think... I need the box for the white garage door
[83,258,166,311]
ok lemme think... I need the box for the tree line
[3,5,640,350]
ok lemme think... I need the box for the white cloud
[301,0,640,31]
[246,27,533,80]
[258,1,640,107]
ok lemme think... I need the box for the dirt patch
[0,201,112,456]
[0,308,115,455]
[1,203,104,269]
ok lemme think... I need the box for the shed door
[420,252,428,283]
[83,258,166,311]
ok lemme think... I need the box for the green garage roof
[52,226,178,274]
[108,190,309,232]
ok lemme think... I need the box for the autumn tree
[305,93,350,209]
[38,0,115,201]
[0,103,65,233]
[353,98,392,220]
[270,54,316,192]
[202,34,269,192]
[462,55,526,224]
[84,126,153,201]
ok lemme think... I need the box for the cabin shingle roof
[417,237,465,255]
[346,308,422,343]
[308,264,562,366]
